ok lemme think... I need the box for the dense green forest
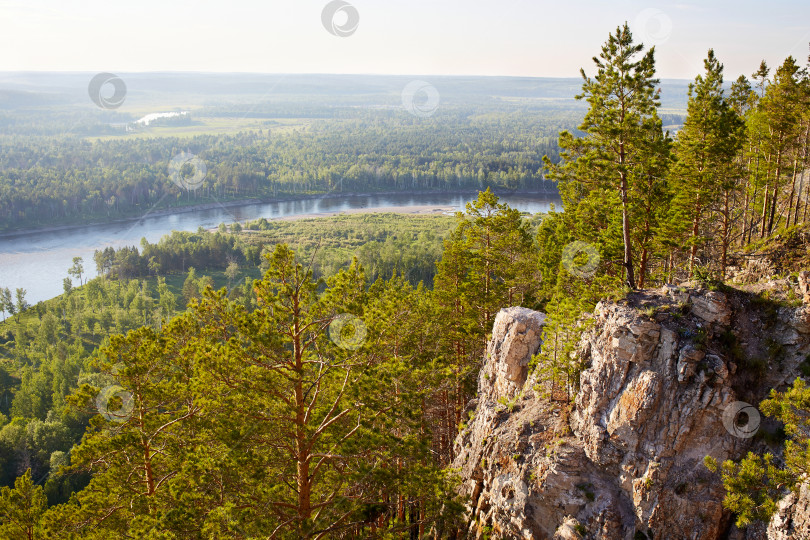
[1,23,810,537]
[0,109,565,232]
[90,212,459,286]
[0,214,458,513]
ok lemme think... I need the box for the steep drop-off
[453,283,810,539]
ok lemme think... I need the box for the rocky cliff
[453,284,810,539]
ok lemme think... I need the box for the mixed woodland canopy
[1,24,810,537]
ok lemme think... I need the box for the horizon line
[0,70,698,82]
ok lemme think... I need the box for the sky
[1,0,808,80]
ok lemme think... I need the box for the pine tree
[668,49,744,277]
[433,189,536,349]
[456,188,536,332]
[546,23,662,289]
[155,276,176,323]
[532,267,621,401]
[630,111,671,287]
[55,322,199,536]
[181,267,199,305]
[431,190,537,463]
[0,469,47,540]
[432,228,479,458]
[743,62,770,243]
[729,75,758,246]
[706,377,810,528]
[51,245,460,538]
[759,56,803,235]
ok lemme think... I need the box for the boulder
[691,290,731,326]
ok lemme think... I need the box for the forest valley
[0,102,566,233]
[1,23,810,538]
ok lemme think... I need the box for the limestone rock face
[554,517,584,539]
[792,305,810,334]
[797,270,810,304]
[767,484,810,539]
[481,307,547,401]
[453,285,810,540]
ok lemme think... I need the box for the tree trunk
[759,155,771,239]
[785,157,800,228]
[484,227,491,327]
[767,145,785,234]
[620,172,636,289]
[721,190,731,279]
[688,197,702,277]
[293,294,312,530]
[740,144,754,246]
[667,251,675,283]
[746,153,761,245]
[795,125,810,225]
[638,248,648,289]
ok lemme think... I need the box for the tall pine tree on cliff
[546,23,662,289]
[667,49,744,277]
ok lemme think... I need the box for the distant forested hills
[0,73,689,232]
[0,72,691,112]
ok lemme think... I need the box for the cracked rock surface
[453,285,810,539]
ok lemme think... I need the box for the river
[0,191,559,306]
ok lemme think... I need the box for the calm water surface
[0,192,559,305]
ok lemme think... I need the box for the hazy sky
[1,0,808,80]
